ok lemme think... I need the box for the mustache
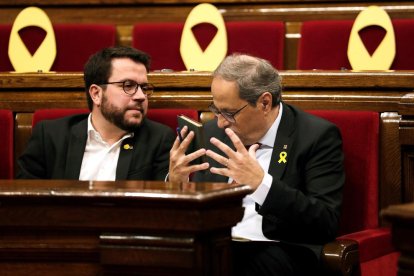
[126,105,144,112]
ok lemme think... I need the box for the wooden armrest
[321,239,360,276]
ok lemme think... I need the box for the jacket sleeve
[16,122,48,179]
[152,126,175,181]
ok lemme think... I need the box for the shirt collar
[257,102,283,148]
[86,113,134,144]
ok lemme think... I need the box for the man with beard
[17,46,175,180]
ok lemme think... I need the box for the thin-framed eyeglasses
[208,102,248,123]
[99,80,154,97]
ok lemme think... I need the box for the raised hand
[168,126,209,183]
[207,128,264,190]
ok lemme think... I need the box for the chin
[129,117,143,126]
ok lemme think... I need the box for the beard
[100,94,145,132]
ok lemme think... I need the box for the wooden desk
[0,180,250,276]
[382,203,414,276]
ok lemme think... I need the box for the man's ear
[260,92,272,111]
[89,84,103,107]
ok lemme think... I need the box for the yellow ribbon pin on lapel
[123,144,133,150]
[278,151,287,163]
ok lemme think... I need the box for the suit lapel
[268,104,295,180]
[64,119,88,179]
[116,136,135,180]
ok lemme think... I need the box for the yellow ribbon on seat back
[347,5,395,70]
[8,6,56,72]
[180,3,227,72]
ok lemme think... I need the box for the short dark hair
[83,46,151,110]
[213,53,282,107]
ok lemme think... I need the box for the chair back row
[1,19,414,71]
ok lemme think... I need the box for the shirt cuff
[250,173,273,206]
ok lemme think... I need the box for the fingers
[206,149,229,167]
[209,166,230,178]
[225,128,246,152]
[172,125,188,151]
[169,125,209,183]
[206,129,263,184]
[248,143,261,157]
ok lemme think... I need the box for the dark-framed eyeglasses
[99,80,154,97]
[208,102,248,123]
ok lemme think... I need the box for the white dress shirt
[79,114,133,181]
[231,103,283,241]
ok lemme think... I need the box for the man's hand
[168,126,209,183]
[207,128,264,190]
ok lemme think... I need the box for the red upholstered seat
[32,108,89,128]
[0,110,14,179]
[32,108,199,132]
[0,24,116,72]
[147,109,199,131]
[132,21,285,71]
[297,19,414,70]
[308,110,398,276]
[0,25,13,71]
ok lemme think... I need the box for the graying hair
[213,53,282,107]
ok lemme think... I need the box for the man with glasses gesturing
[18,46,174,180]
[169,54,345,275]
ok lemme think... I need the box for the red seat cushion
[308,110,379,234]
[147,108,199,131]
[0,110,14,179]
[297,19,414,70]
[32,108,89,128]
[0,24,116,72]
[132,21,285,71]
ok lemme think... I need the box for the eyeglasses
[99,80,154,97]
[208,102,248,123]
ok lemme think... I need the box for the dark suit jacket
[17,114,175,180]
[193,103,345,259]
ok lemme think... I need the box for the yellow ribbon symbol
[180,3,227,71]
[8,6,56,72]
[278,151,287,164]
[123,144,133,150]
[347,5,395,70]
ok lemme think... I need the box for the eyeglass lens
[122,81,154,96]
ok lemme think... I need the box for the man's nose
[132,86,146,100]
[217,114,230,129]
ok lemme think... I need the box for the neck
[91,111,127,145]
[262,104,280,134]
